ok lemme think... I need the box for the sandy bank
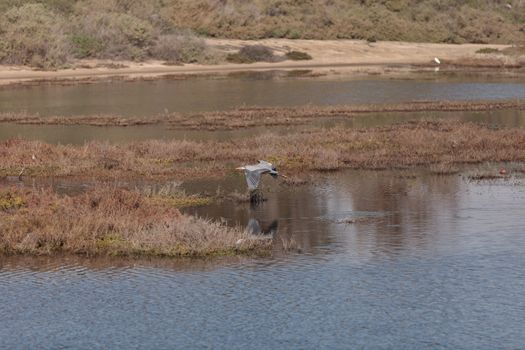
[0,39,514,86]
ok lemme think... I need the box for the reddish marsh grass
[163,101,525,130]
[0,186,271,257]
[2,120,525,180]
[1,100,524,129]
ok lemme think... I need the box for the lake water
[1,74,525,144]
[1,74,525,117]
[1,169,525,349]
[2,108,525,145]
[2,75,525,349]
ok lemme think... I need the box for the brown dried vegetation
[2,120,525,180]
[2,100,524,129]
[0,186,271,257]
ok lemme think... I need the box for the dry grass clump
[0,189,25,210]
[226,47,311,64]
[140,182,213,208]
[0,186,271,257]
[285,51,312,61]
[476,48,501,54]
[226,45,280,64]
[311,149,340,171]
[3,120,525,180]
[150,32,220,64]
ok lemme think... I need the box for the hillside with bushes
[0,0,524,69]
[171,0,525,44]
[0,0,217,69]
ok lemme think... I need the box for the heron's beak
[236,167,246,171]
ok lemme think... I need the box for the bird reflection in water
[246,218,279,236]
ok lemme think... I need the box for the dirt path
[0,39,511,86]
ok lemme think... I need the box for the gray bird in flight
[236,160,282,190]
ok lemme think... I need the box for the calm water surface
[2,74,525,144]
[1,170,525,349]
[3,108,525,144]
[1,75,525,117]
[2,75,525,348]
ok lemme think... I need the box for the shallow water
[2,74,525,144]
[2,170,525,349]
[2,74,525,348]
[1,74,525,117]
[3,108,525,145]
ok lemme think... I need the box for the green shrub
[476,48,501,54]
[226,45,277,64]
[71,35,102,58]
[285,51,312,60]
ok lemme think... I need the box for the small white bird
[434,57,441,65]
[506,3,512,9]
[31,154,36,161]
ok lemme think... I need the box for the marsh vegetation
[0,185,271,257]
[2,100,524,128]
[3,119,525,181]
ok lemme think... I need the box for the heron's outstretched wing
[245,169,264,190]
[243,161,276,189]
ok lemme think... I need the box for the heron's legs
[249,189,265,204]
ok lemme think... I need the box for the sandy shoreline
[0,39,515,86]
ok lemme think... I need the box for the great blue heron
[236,160,284,202]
